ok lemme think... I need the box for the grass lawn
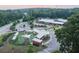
[0,31,49,53]
[0,36,3,46]
[26,44,43,53]
[11,31,37,45]
[14,32,25,45]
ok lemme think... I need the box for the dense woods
[0,10,23,27]
[55,14,79,53]
[0,8,79,27]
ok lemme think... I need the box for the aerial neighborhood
[0,7,78,53]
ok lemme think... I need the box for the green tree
[23,15,35,29]
[0,36,3,46]
[55,14,79,53]
[10,21,18,31]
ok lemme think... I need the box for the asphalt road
[0,23,12,35]
[39,29,60,53]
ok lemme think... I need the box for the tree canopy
[55,14,79,53]
[0,8,79,27]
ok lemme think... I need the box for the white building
[33,28,49,39]
[56,18,67,23]
[37,18,67,25]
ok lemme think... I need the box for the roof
[33,29,49,39]
[34,22,45,26]
[32,38,42,43]
[56,18,67,22]
[38,18,67,25]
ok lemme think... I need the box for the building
[56,18,67,23]
[32,38,42,46]
[22,34,31,39]
[37,18,67,25]
[21,28,49,46]
[33,28,49,39]
[34,22,46,27]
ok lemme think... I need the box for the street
[39,28,60,53]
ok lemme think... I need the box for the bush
[3,32,13,42]
[0,33,13,47]
[0,36,4,46]
[26,44,41,53]
[10,21,18,31]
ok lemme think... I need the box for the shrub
[0,36,3,46]
[26,44,40,53]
